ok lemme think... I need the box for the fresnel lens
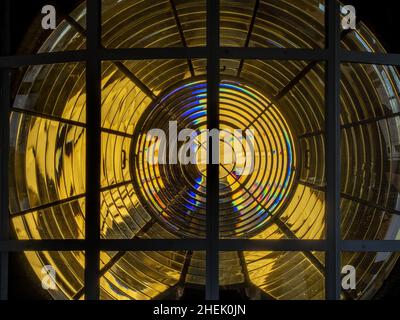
[9,0,400,300]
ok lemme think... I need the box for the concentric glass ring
[131,78,297,238]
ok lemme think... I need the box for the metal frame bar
[325,0,341,300]
[340,50,400,65]
[1,50,400,69]
[0,238,399,253]
[85,0,101,300]
[206,0,220,301]
[0,0,10,301]
[1,0,400,301]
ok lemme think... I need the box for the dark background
[7,0,400,300]
[346,0,400,53]
[10,0,82,55]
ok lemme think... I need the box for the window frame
[0,0,400,300]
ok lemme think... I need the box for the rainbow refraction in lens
[132,79,297,239]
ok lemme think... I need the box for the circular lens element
[131,78,297,238]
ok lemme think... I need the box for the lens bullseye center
[130,78,297,239]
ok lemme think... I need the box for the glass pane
[101,59,194,135]
[220,0,258,47]
[9,251,84,300]
[9,113,86,231]
[12,63,86,123]
[10,0,86,55]
[245,0,325,49]
[341,63,400,240]
[341,252,400,299]
[8,113,86,210]
[100,251,204,300]
[220,61,325,239]
[219,251,325,300]
[101,60,207,239]
[101,0,206,48]
[11,198,85,240]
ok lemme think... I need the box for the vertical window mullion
[85,0,101,300]
[206,0,220,300]
[0,0,10,301]
[325,0,341,300]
